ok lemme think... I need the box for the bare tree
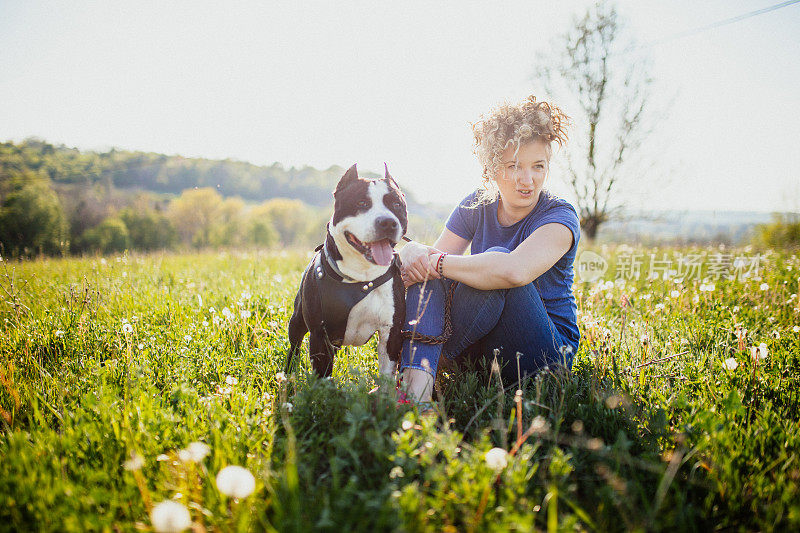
[536,2,654,240]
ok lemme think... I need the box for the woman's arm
[429,223,573,290]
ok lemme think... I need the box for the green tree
[167,188,223,247]
[246,203,280,248]
[210,197,245,246]
[260,198,314,246]
[0,174,68,256]
[119,206,177,250]
[81,217,130,254]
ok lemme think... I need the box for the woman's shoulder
[534,190,579,218]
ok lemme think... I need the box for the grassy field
[1,246,799,532]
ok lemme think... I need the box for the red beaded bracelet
[436,252,448,277]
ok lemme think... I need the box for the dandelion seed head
[122,323,133,334]
[531,415,550,434]
[215,465,256,499]
[484,447,508,472]
[123,451,144,471]
[150,500,191,533]
[185,441,210,462]
[723,357,738,371]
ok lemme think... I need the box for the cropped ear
[383,162,400,190]
[335,164,359,195]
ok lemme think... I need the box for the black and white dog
[286,164,407,379]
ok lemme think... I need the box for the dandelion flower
[531,415,550,434]
[55,330,65,338]
[793,325,800,333]
[757,343,769,360]
[670,290,680,298]
[723,358,738,371]
[150,500,191,533]
[215,465,256,498]
[275,372,287,383]
[122,323,133,334]
[760,283,769,291]
[240,310,251,319]
[123,451,145,471]
[282,402,293,413]
[484,447,508,472]
[655,303,665,311]
[222,307,233,319]
[225,375,238,386]
[184,335,192,342]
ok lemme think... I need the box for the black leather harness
[310,243,401,348]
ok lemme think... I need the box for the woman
[398,95,581,405]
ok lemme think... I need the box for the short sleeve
[445,191,479,241]
[528,200,581,255]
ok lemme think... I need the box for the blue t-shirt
[445,189,581,348]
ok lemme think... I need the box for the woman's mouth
[517,189,532,198]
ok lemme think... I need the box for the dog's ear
[383,162,400,191]
[335,164,359,196]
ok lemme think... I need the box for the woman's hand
[398,241,441,288]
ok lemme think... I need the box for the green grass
[1,246,799,531]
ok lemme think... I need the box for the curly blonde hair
[470,95,570,206]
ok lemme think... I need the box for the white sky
[1,0,798,212]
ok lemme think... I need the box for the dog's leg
[376,326,398,393]
[308,327,336,377]
[286,290,307,373]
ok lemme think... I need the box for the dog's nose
[375,216,398,231]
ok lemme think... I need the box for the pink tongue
[369,239,394,266]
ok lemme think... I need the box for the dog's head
[329,163,408,270]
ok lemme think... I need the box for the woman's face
[492,138,550,211]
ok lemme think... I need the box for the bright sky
[1,1,799,213]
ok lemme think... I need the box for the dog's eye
[393,201,402,209]
[357,200,368,208]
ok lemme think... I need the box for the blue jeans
[400,246,578,381]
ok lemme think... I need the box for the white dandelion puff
[530,415,550,434]
[275,372,287,383]
[150,500,192,533]
[484,447,508,472]
[122,323,133,334]
[123,451,145,471]
[282,402,293,413]
[225,375,238,386]
[760,283,769,291]
[723,358,738,371]
[215,465,256,498]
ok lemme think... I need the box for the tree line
[0,139,441,257]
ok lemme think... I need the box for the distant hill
[0,138,445,219]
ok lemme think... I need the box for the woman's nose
[516,170,534,185]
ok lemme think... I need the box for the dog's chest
[341,281,395,346]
